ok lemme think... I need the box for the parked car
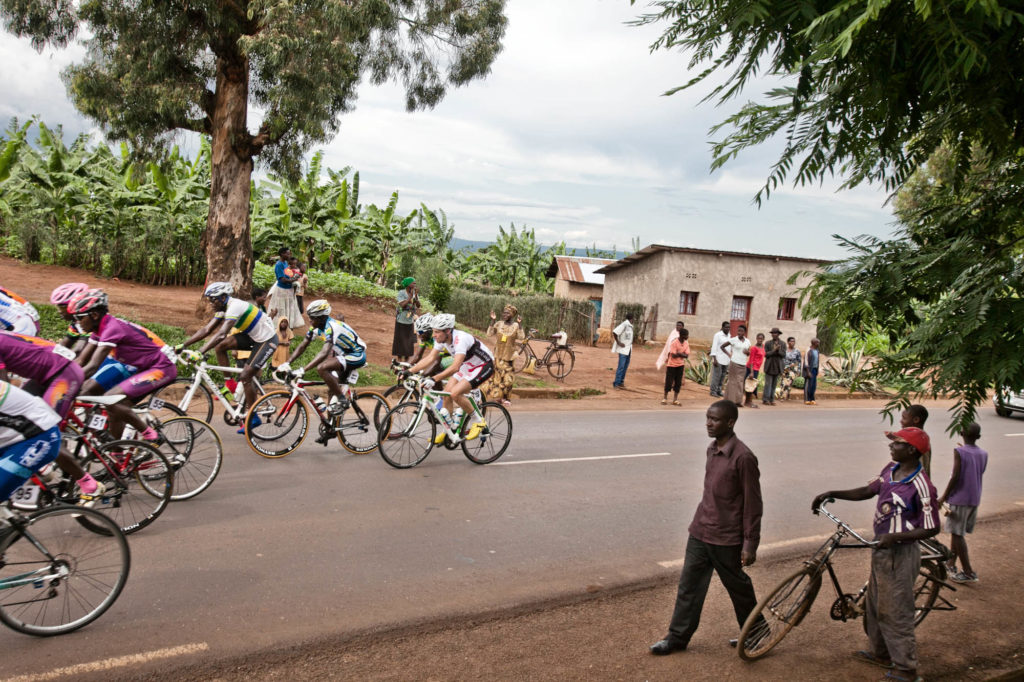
[993,388,1024,417]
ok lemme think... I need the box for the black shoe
[649,639,686,656]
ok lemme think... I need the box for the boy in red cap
[812,427,939,682]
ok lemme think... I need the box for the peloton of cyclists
[407,313,494,443]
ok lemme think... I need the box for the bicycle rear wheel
[377,402,434,469]
[913,559,944,625]
[155,417,224,500]
[545,348,575,380]
[738,565,822,661]
[79,440,173,535]
[245,390,309,458]
[151,377,214,422]
[512,346,530,373]
[338,391,389,454]
[461,402,513,464]
[0,506,130,636]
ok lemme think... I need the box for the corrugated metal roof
[594,244,832,274]
[546,255,617,284]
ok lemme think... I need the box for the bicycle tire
[77,440,173,535]
[545,348,575,380]
[0,506,130,636]
[913,559,944,626]
[738,565,822,661]
[245,390,309,458]
[461,401,513,464]
[377,402,435,469]
[512,345,531,373]
[337,391,389,454]
[155,417,224,500]
[378,384,416,426]
[151,377,215,422]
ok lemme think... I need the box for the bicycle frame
[395,378,484,441]
[175,360,264,421]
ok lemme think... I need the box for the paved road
[3,405,1022,680]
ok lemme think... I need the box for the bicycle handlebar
[815,499,878,547]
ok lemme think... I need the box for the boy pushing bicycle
[812,427,940,682]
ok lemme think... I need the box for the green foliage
[253,262,393,303]
[685,351,712,386]
[612,302,645,329]
[460,223,564,294]
[633,0,1024,200]
[446,289,596,342]
[427,272,453,312]
[823,346,887,396]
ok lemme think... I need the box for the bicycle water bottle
[218,385,232,401]
[452,407,465,429]
[438,407,453,429]
[434,396,444,413]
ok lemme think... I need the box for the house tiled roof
[594,244,832,274]
[545,255,617,285]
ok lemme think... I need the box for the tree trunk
[201,53,254,307]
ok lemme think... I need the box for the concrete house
[595,245,829,345]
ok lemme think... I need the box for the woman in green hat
[392,277,420,361]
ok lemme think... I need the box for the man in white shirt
[611,313,635,389]
[709,321,731,398]
[720,324,752,407]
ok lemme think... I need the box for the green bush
[685,352,713,385]
[446,289,596,342]
[254,262,394,302]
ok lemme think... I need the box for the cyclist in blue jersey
[279,299,365,415]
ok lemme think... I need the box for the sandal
[854,650,893,669]
[881,670,921,682]
[672,401,681,406]
[660,399,667,405]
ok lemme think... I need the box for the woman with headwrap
[392,276,419,362]
[485,304,525,406]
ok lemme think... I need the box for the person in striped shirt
[812,427,939,682]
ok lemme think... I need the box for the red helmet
[67,289,109,316]
[50,282,90,306]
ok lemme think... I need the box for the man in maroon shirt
[650,399,764,655]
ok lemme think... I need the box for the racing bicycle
[0,504,129,636]
[151,351,273,425]
[243,372,389,458]
[513,328,575,380]
[376,375,512,468]
[736,499,956,661]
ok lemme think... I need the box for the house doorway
[729,296,752,335]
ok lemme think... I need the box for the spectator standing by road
[896,404,932,477]
[744,332,765,408]
[720,325,751,407]
[661,328,689,405]
[762,328,785,405]
[392,277,419,363]
[803,337,820,405]
[938,422,987,583]
[709,321,731,398]
[485,305,525,407]
[289,258,308,314]
[649,399,763,656]
[812,427,939,682]
[268,247,304,331]
[611,313,634,389]
[782,336,802,401]
[656,321,685,371]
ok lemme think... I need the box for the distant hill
[450,236,627,259]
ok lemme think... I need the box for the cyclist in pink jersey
[71,290,176,443]
[0,331,104,501]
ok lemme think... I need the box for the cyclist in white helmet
[280,299,366,414]
[177,282,278,430]
[408,313,494,442]
[0,289,39,336]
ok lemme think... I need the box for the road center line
[1,642,209,682]
[1004,433,1024,437]
[491,452,672,466]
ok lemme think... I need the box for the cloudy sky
[1,0,898,260]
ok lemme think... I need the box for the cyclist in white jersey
[408,313,494,441]
[0,380,62,504]
[177,282,278,414]
[0,291,39,336]
[279,300,366,414]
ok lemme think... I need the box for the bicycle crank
[829,593,864,620]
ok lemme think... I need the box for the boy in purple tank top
[938,422,988,583]
[813,427,939,682]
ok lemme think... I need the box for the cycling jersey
[305,318,366,364]
[215,297,275,344]
[0,380,60,449]
[90,315,175,369]
[0,287,40,323]
[0,331,76,381]
[0,293,38,335]
[438,330,494,366]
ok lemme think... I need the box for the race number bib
[51,345,76,361]
[11,484,40,506]
[88,413,108,430]
[347,370,359,385]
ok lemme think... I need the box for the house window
[777,297,797,321]
[679,291,698,315]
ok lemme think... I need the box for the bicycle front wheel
[245,390,309,458]
[379,385,416,426]
[738,565,822,661]
[79,440,173,535]
[0,506,130,636]
[156,417,224,500]
[913,559,944,625]
[377,402,434,469]
[545,348,575,380]
[151,377,214,422]
[337,391,389,454]
[461,402,513,464]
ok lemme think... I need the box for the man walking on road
[709,321,730,398]
[650,399,764,655]
[611,313,634,389]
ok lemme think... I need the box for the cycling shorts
[235,334,278,372]
[0,426,61,502]
[113,362,177,401]
[91,357,138,392]
[326,354,365,384]
[452,359,494,389]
